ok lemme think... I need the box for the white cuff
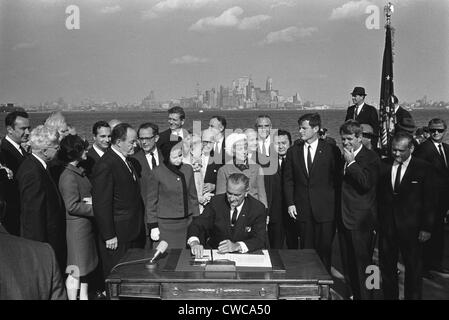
[187,236,200,247]
[238,242,248,253]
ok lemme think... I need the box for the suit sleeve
[345,107,352,121]
[18,168,47,242]
[244,202,267,252]
[370,108,380,135]
[44,243,67,300]
[146,174,159,229]
[215,166,227,195]
[187,167,200,217]
[421,163,437,232]
[283,148,295,207]
[256,166,268,208]
[187,202,215,245]
[58,173,93,217]
[345,154,379,193]
[92,161,115,241]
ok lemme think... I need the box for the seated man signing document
[187,173,267,258]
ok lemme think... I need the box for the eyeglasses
[138,135,156,141]
[256,125,271,128]
[429,128,445,134]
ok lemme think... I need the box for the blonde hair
[44,111,67,133]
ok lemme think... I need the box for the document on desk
[198,250,272,268]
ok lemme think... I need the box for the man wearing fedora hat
[345,87,379,146]
[395,117,419,148]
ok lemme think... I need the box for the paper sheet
[195,250,272,268]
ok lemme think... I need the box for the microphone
[150,240,168,263]
[145,241,168,269]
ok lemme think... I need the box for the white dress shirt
[303,138,319,173]
[111,146,135,179]
[145,149,159,170]
[32,153,47,170]
[391,154,412,189]
[5,135,23,156]
[92,144,105,158]
[355,102,365,117]
[433,141,447,166]
[258,136,271,156]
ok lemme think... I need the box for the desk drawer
[119,283,161,299]
[279,284,322,300]
[162,283,278,300]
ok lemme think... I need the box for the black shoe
[431,266,449,275]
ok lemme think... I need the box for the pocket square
[245,226,252,233]
[411,181,419,184]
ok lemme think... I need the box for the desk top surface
[106,249,333,285]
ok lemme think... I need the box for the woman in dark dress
[146,141,200,248]
[58,135,98,300]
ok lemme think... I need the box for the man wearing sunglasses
[414,118,449,278]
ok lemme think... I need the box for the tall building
[266,77,272,91]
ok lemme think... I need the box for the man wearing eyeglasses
[414,118,449,278]
[16,125,67,274]
[129,123,163,248]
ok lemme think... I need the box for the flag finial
[384,2,394,26]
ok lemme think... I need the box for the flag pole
[379,2,395,157]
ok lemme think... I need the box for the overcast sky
[0,0,448,105]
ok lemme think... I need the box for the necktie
[438,144,447,168]
[307,145,312,175]
[126,159,137,181]
[150,152,157,169]
[354,106,358,119]
[19,146,27,156]
[231,208,238,226]
[394,163,402,194]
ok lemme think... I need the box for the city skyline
[1,0,448,106]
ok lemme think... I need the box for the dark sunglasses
[362,132,374,138]
[429,128,445,134]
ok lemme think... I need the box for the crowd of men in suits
[0,86,448,300]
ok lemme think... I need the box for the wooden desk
[106,249,332,300]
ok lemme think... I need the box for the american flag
[379,7,395,157]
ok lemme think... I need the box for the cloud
[154,0,220,12]
[330,0,374,20]
[190,7,271,31]
[238,15,272,30]
[260,26,317,45]
[269,0,297,9]
[190,6,243,31]
[12,41,37,51]
[100,5,122,14]
[171,55,209,65]
[143,0,221,19]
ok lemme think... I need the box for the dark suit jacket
[0,137,28,235]
[81,146,102,179]
[204,156,221,185]
[264,157,286,224]
[129,148,163,233]
[283,139,342,223]
[156,129,182,149]
[377,157,436,238]
[187,194,267,252]
[413,139,449,192]
[345,103,379,136]
[0,225,66,300]
[395,106,412,124]
[16,155,67,271]
[340,146,380,230]
[91,148,144,243]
